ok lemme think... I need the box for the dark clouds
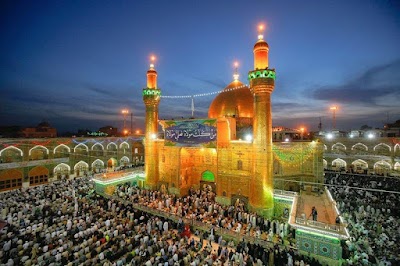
[311,59,400,105]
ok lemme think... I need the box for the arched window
[91,159,104,173]
[351,143,368,151]
[201,170,215,182]
[0,146,23,163]
[373,143,391,152]
[29,145,49,160]
[53,144,70,158]
[0,169,23,191]
[332,142,346,151]
[74,161,89,176]
[120,156,130,166]
[394,162,400,172]
[29,166,49,186]
[332,158,346,170]
[54,163,71,178]
[351,159,368,173]
[374,160,391,175]
[91,143,104,157]
[107,142,118,150]
[323,159,327,170]
[74,143,89,155]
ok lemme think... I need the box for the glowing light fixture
[284,138,290,142]
[326,133,333,140]
[258,23,265,40]
[245,134,252,142]
[233,61,239,81]
[367,133,374,139]
[150,55,156,68]
[151,133,157,139]
[330,106,338,129]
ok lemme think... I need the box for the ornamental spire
[233,61,239,81]
[258,24,265,40]
[147,54,158,89]
[149,55,156,69]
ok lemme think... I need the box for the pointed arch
[201,170,215,182]
[107,142,118,150]
[332,158,346,169]
[351,143,368,151]
[74,143,89,152]
[53,144,71,154]
[91,159,104,167]
[29,166,49,185]
[332,142,346,150]
[119,141,130,149]
[91,142,104,150]
[120,156,130,163]
[374,160,391,170]
[323,159,327,169]
[323,144,328,151]
[53,163,71,173]
[0,169,23,191]
[0,146,23,156]
[394,144,400,152]
[373,143,391,152]
[351,159,368,169]
[28,145,50,156]
[74,160,89,170]
[107,158,118,168]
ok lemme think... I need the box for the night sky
[1,0,399,133]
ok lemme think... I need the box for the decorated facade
[142,28,324,217]
[321,137,400,175]
[0,138,144,192]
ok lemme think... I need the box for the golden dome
[208,80,254,119]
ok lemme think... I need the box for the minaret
[248,24,276,217]
[143,55,161,189]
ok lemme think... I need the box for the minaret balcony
[143,88,161,105]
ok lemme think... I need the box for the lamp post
[300,127,305,140]
[121,109,129,135]
[330,106,338,130]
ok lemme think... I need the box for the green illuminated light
[248,69,276,80]
[297,229,340,243]
[143,88,161,96]
[201,170,215,182]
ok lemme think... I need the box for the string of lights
[161,84,249,99]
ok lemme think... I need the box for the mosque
[142,27,324,217]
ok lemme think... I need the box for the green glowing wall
[296,229,342,260]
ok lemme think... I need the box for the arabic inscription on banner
[164,119,217,147]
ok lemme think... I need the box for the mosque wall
[320,137,400,175]
[216,142,253,199]
[0,138,145,191]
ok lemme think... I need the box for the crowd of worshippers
[325,172,400,266]
[114,185,290,243]
[0,177,325,266]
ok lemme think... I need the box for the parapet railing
[295,217,341,232]
[273,189,298,197]
[93,169,144,181]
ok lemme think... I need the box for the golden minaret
[143,56,160,189]
[249,25,275,216]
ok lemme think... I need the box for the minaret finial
[150,55,156,69]
[258,24,265,40]
[233,61,239,81]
